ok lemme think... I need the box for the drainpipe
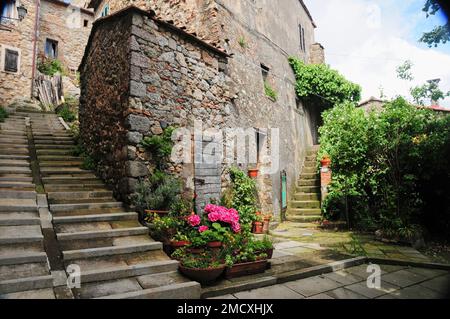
[30,0,40,99]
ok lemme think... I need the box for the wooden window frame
[0,44,21,74]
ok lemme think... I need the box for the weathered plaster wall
[39,0,94,72]
[80,8,236,205]
[0,0,37,106]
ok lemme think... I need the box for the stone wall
[80,7,235,205]
[79,11,131,201]
[0,0,37,106]
[0,0,94,106]
[38,0,94,73]
[85,0,322,218]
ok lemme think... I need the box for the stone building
[0,0,94,106]
[80,0,325,219]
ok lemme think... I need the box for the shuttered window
[4,48,18,73]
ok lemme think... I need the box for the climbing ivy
[288,57,361,108]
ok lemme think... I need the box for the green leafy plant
[228,167,260,234]
[57,105,77,123]
[188,234,207,248]
[264,81,278,101]
[0,107,9,122]
[172,232,189,242]
[288,56,361,109]
[141,126,175,169]
[133,170,182,211]
[238,36,247,48]
[37,57,66,76]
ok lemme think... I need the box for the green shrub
[37,57,66,76]
[133,171,183,211]
[319,97,450,239]
[141,126,175,169]
[57,105,77,123]
[0,107,8,122]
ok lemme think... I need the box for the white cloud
[304,0,450,107]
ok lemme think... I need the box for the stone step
[0,215,40,226]
[288,208,322,216]
[0,148,29,155]
[305,155,317,161]
[62,242,162,261]
[0,159,30,167]
[0,199,37,212]
[44,184,107,192]
[49,197,116,205]
[0,184,35,191]
[57,227,148,241]
[0,176,33,182]
[0,167,31,174]
[39,161,83,167]
[48,191,114,201]
[285,215,322,223]
[40,168,90,175]
[50,202,123,213]
[51,207,129,217]
[299,173,319,180]
[33,140,74,145]
[0,275,53,294]
[38,156,82,161]
[79,260,179,284]
[0,138,28,145]
[53,212,138,224]
[0,225,43,244]
[94,281,200,299]
[0,129,26,136]
[42,177,101,184]
[0,155,30,161]
[293,193,320,201]
[298,179,320,187]
[302,166,317,174]
[296,186,320,193]
[290,200,321,209]
[34,144,74,150]
[36,150,74,155]
[0,190,36,199]
[0,252,47,266]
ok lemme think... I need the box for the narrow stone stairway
[286,146,321,226]
[0,110,54,298]
[1,107,200,299]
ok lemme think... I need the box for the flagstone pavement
[210,264,450,299]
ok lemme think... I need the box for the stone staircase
[0,108,200,299]
[0,110,54,298]
[285,146,322,228]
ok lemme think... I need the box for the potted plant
[187,235,207,254]
[320,155,331,167]
[252,212,264,234]
[178,253,226,285]
[200,228,224,248]
[262,214,272,234]
[170,232,191,249]
[247,166,259,178]
[253,236,274,259]
[224,247,268,279]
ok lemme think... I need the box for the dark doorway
[304,102,323,145]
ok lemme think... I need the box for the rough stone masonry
[79,7,237,207]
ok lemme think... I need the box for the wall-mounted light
[17,4,28,21]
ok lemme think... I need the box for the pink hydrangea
[204,204,241,233]
[187,214,201,227]
[231,222,241,233]
[198,226,209,233]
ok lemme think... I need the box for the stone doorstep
[62,242,163,261]
[0,275,54,294]
[201,257,367,299]
[79,260,179,284]
[94,281,201,299]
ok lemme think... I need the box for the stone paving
[211,264,450,299]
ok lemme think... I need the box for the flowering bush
[204,204,241,233]
[199,226,209,233]
[187,214,201,227]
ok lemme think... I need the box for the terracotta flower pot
[207,241,223,248]
[187,247,205,254]
[170,240,191,248]
[253,221,264,234]
[320,157,331,167]
[224,260,268,279]
[248,168,259,178]
[265,248,274,259]
[179,264,226,284]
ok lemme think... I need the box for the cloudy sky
[304,0,450,107]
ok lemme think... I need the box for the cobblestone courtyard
[212,264,450,299]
